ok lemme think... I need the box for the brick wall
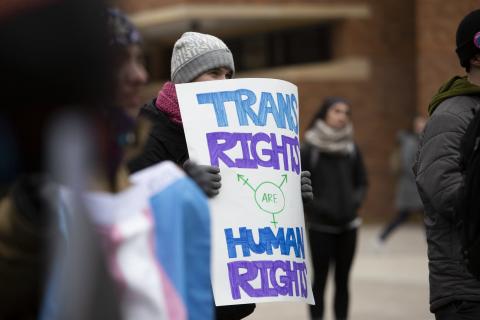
[117,0,181,13]
[297,0,416,220]
[119,0,435,221]
[416,0,479,115]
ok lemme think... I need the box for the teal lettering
[258,92,285,129]
[197,89,299,133]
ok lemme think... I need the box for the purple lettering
[294,262,308,298]
[235,133,257,168]
[227,260,308,300]
[206,132,300,173]
[256,261,278,297]
[270,261,290,296]
[228,261,259,299]
[283,260,300,296]
[251,132,274,167]
[207,132,237,167]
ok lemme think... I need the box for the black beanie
[456,9,480,70]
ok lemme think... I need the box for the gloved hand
[183,160,222,198]
[301,171,313,203]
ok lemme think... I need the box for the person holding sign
[127,31,253,320]
[128,31,233,197]
[128,31,314,319]
[375,115,425,248]
[128,31,313,202]
[301,97,368,320]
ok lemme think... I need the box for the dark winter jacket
[414,76,480,312]
[301,143,368,232]
[128,99,189,173]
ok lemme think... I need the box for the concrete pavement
[246,224,432,320]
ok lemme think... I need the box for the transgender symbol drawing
[236,173,287,228]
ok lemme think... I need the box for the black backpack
[456,106,480,279]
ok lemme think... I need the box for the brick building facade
[118,0,479,221]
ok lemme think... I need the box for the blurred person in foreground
[301,97,368,320]
[108,7,148,120]
[414,9,480,320]
[375,115,426,248]
[0,0,119,319]
[0,3,185,320]
[40,7,213,320]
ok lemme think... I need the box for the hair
[106,7,142,69]
[306,96,351,130]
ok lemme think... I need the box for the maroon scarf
[155,81,182,125]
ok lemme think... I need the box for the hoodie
[416,76,480,312]
[428,76,480,115]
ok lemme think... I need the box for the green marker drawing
[237,173,288,228]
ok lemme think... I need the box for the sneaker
[371,237,385,253]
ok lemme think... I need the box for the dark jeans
[435,301,480,320]
[308,228,357,320]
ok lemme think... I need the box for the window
[224,24,333,72]
[144,23,333,81]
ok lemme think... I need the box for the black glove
[301,171,313,203]
[183,160,221,198]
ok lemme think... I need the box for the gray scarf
[304,119,354,154]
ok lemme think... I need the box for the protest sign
[176,78,314,306]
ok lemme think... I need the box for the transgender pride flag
[82,161,213,320]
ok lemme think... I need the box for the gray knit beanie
[171,32,235,83]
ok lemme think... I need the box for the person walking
[301,97,368,320]
[414,9,480,320]
[376,115,426,246]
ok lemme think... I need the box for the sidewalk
[246,224,432,320]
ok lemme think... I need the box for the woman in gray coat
[377,116,426,244]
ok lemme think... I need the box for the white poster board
[176,78,314,306]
